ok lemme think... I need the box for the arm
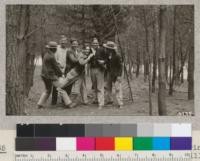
[79,53,94,65]
[68,50,79,62]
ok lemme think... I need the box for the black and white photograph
[6,5,194,116]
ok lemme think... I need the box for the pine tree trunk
[188,46,194,100]
[169,6,176,96]
[6,5,30,115]
[143,8,152,115]
[152,22,157,93]
[158,6,167,115]
[143,8,149,82]
[136,43,140,78]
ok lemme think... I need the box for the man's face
[60,42,67,48]
[92,44,99,49]
[49,48,57,53]
[60,38,67,48]
[84,47,90,56]
[72,41,78,50]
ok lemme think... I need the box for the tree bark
[152,22,157,93]
[143,8,149,82]
[169,6,176,95]
[6,5,30,115]
[188,45,194,100]
[158,6,167,115]
[136,42,140,78]
[143,8,152,115]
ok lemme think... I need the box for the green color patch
[134,137,153,150]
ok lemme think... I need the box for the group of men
[37,36,124,110]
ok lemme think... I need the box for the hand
[98,60,105,64]
[89,53,94,58]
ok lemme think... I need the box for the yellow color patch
[115,137,133,151]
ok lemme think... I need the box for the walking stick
[110,6,134,103]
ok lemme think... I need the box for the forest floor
[24,66,194,116]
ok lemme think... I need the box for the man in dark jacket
[37,41,75,109]
[103,41,123,108]
[90,38,107,109]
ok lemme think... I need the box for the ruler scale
[14,151,193,161]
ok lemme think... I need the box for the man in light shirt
[55,37,68,74]
[51,36,68,105]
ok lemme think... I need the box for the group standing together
[37,36,124,110]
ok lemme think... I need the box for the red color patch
[95,137,115,150]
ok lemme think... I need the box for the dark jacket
[90,47,107,71]
[65,48,84,74]
[107,51,123,82]
[41,52,62,80]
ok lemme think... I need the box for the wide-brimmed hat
[92,38,99,46]
[103,41,117,50]
[45,41,58,49]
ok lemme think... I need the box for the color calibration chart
[14,123,195,161]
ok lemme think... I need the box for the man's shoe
[105,101,113,105]
[82,102,88,106]
[51,102,57,105]
[92,100,98,104]
[68,102,77,108]
[118,105,123,109]
[37,105,44,109]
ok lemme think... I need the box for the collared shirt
[55,45,68,72]
[91,48,96,55]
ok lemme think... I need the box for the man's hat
[92,38,99,46]
[45,41,58,49]
[103,41,117,50]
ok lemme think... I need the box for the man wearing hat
[51,36,69,105]
[90,38,107,109]
[37,41,75,109]
[103,41,123,108]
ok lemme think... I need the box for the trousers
[37,77,72,106]
[74,73,88,104]
[90,68,104,106]
[105,73,123,106]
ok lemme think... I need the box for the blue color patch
[153,137,170,150]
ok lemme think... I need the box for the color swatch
[56,137,76,151]
[115,137,133,151]
[77,137,95,151]
[134,137,153,150]
[16,123,192,151]
[153,137,170,150]
[95,137,115,150]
